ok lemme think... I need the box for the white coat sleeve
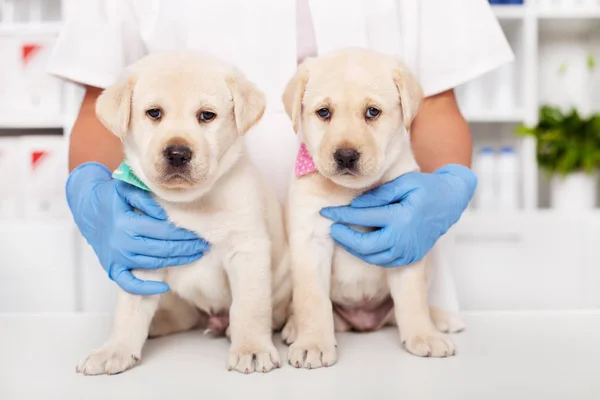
[417,0,515,97]
[47,0,147,89]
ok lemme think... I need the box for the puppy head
[96,52,265,202]
[283,47,423,189]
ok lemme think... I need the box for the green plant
[516,106,600,176]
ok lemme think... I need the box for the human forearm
[410,89,472,173]
[69,86,124,172]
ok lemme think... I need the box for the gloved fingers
[329,223,392,255]
[115,180,168,221]
[129,253,205,270]
[435,164,478,196]
[109,266,170,295]
[67,162,112,185]
[65,162,112,211]
[334,240,397,267]
[125,211,203,241]
[127,236,210,258]
[320,205,390,228]
[350,172,421,208]
[379,255,421,268]
[354,248,398,266]
[336,239,413,267]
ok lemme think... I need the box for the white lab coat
[47,0,514,313]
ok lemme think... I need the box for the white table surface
[0,311,598,400]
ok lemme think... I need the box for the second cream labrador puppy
[283,47,458,369]
[76,52,291,375]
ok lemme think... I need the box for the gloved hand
[320,164,477,267]
[66,162,209,295]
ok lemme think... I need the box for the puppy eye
[316,108,331,120]
[366,107,381,119]
[146,108,162,120]
[198,111,216,122]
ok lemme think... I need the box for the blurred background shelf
[463,109,525,123]
[0,22,61,34]
[0,220,74,231]
[538,10,600,18]
[492,3,600,20]
[0,115,64,129]
[492,5,528,20]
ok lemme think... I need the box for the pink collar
[295,143,317,177]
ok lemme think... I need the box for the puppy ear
[227,70,266,135]
[392,61,424,132]
[282,58,312,134]
[96,71,136,139]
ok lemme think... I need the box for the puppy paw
[287,336,337,369]
[76,344,140,375]
[402,330,456,358]
[429,307,466,333]
[281,319,297,345]
[228,340,281,374]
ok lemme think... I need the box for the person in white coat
[48,0,514,315]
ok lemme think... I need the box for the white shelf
[0,220,74,231]
[537,8,600,19]
[491,4,600,20]
[492,5,528,20]
[462,208,600,218]
[0,115,64,129]
[0,22,62,35]
[464,110,525,123]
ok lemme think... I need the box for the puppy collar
[295,143,317,177]
[112,160,152,192]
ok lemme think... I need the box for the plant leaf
[522,104,600,175]
[514,124,535,137]
[588,53,597,72]
[558,63,568,75]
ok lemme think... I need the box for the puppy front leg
[76,274,162,375]
[387,259,456,357]
[224,239,280,374]
[287,234,337,369]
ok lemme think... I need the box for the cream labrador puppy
[76,52,291,375]
[282,47,458,369]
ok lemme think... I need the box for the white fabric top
[48,0,513,200]
[47,0,514,314]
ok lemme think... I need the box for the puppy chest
[330,248,393,332]
[164,208,239,245]
[166,252,232,313]
[330,246,389,306]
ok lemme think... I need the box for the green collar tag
[112,161,151,192]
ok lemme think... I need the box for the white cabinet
[77,235,117,313]
[0,222,76,311]
[451,212,600,310]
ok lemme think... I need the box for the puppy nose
[164,145,192,167]
[334,148,360,169]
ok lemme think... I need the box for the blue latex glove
[66,162,209,295]
[320,164,477,267]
